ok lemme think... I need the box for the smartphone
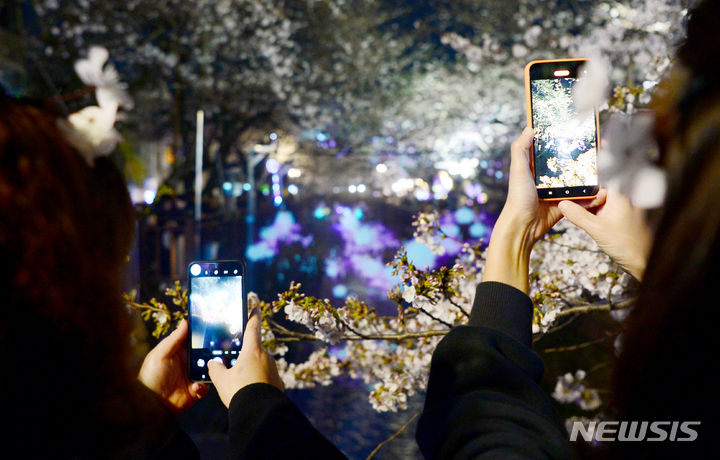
[525,59,600,200]
[187,260,247,382]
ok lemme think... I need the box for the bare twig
[414,303,454,328]
[447,297,471,318]
[554,297,636,319]
[539,333,614,353]
[365,411,421,460]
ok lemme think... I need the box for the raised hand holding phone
[138,319,209,415]
[208,306,284,408]
[483,127,606,293]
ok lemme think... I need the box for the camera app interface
[531,77,598,189]
[189,269,244,380]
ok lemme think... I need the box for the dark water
[180,382,424,460]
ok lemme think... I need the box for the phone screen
[187,260,246,382]
[529,60,599,199]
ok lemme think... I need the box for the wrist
[493,210,537,255]
[484,213,535,294]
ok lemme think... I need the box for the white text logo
[569,421,701,442]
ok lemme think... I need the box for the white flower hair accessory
[57,46,133,165]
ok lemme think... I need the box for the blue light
[332,284,348,298]
[455,207,475,225]
[246,243,275,261]
[325,261,340,278]
[243,183,252,191]
[353,207,363,220]
[440,224,461,238]
[404,240,437,269]
[269,132,278,141]
[288,184,299,195]
[354,227,375,246]
[469,222,487,238]
[316,132,330,142]
[314,207,327,219]
[222,181,233,192]
[273,196,283,206]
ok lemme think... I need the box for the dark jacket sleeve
[416,281,570,459]
[227,383,347,460]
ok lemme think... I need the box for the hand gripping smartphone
[525,59,600,200]
[187,260,247,382]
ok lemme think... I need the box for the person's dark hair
[608,0,720,457]
[0,93,146,456]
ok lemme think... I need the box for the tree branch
[365,411,421,460]
[539,333,614,353]
[268,323,449,343]
[554,297,636,319]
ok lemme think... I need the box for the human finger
[153,319,188,355]
[242,306,262,350]
[207,358,228,381]
[509,127,534,172]
[190,382,209,400]
[558,199,602,234]
[577,187,608,210]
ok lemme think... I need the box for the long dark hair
[608,0,720,457]
[0,94,147,456]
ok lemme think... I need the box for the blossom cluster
[530,219,634,333]
[552,369,603,411]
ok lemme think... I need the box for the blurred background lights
[332,284,348,298]
[314,206,330,219]
[266,158,280,174]
[469,222,487,238]
[375,163,387,173]
[143,189,156,205]
[287,184,299,195]
[288,168,302,178]
[437,170,454,191]
[454,207,474,225]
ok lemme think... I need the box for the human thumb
[558,200,599,234]
[207,359,227,381]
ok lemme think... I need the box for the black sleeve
[227,383,347,460]
[416,281,570,459]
